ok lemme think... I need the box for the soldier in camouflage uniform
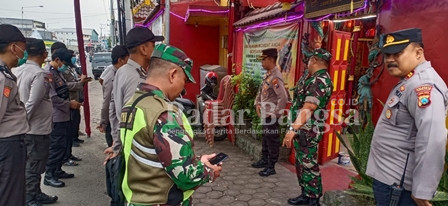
[120,44,222,206]
[283,48,333,206]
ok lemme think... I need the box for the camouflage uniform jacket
[120,83,211,206]
[290,69,333,136]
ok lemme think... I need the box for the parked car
[91,52,112,79]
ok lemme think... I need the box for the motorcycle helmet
[205,72,218,87]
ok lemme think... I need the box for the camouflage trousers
[293,130,323,198]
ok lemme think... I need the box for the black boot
[44,171,65,188]
[25,200,42,206]
[287,194,309,205]
[70,155,82,161]
[56,169,75,179]
[308,198,320,206]
[36,192,58,204]
[259,167,276,177]
[73,138,84,143]
[251,159,268,168]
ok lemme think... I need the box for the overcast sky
[1,0,114,36]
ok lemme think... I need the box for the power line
[0,8,109,15]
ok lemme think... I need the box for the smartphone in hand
[209,152,228,165]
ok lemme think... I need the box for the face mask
[17,51,28,67]
[59,64,69,73]
[71,57,77,65]
[13,44,26,66]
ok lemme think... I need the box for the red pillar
[74,0,91,137]
[227,0,235,74]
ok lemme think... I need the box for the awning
[234,2,302,27]
[185,5,228,26]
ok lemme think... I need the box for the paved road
[41,62,301,206]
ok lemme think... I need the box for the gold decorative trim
[305,1,364,19]
[383,39,410,47]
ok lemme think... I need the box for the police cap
[51,42,67,54]
[52,48,76,68]
[111,45,129,61]
[257,48,278,60]
[381,28,423,54]
[0,24,25,45]
[125,27,164,49]
[26,38,46,55]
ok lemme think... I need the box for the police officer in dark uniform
[61,49,89,167]
[0,24,30,206]
[283,48,333,206]
[44,48,80,188]
[251,48,288,177]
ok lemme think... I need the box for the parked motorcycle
[174,72,227,141]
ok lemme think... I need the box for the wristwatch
[288,126,300,133]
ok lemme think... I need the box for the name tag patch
[120,107,136,130]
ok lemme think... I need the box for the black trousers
[261,117,280,168]
[106,155,124,206]
[25,134,50,201]
[71,108,81,141]
[105,123,113,147]
[63,109,80,162]
[373,179,417,206]
[46,122,69,172]
[0,135,26,206]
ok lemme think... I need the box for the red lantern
[365,28,375,38]
[346,20,353,28]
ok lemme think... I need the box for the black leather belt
[0,134,25,142]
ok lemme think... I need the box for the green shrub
[231,68,262,138]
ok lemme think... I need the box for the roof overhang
[185,5,229,26]
[133,0,160,24]
[234,2,303,28]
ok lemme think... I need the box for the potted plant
[335,114,448,205]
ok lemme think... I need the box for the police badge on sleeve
[415,85,432,108]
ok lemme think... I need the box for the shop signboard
[242,23,299,91]
[305,0,364,18]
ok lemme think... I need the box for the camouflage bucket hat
[151,44,195,83]
[311,48,332,63]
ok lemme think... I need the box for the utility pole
[110,0,115,47]
[99,24,106,39]
[124,0,132,34]
[116,0,125,44]
[21,5,43,36]
[164,0,170,44]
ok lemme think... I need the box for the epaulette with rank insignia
[0,65,17,82]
